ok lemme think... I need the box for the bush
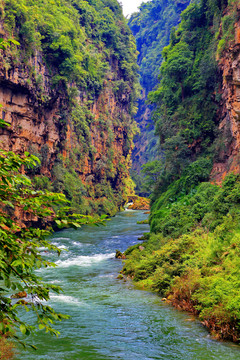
[123,174,240,341]
[0,145,103,347]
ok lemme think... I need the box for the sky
[119,0,149,17]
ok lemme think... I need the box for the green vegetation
[3,0,138,92]
[123,174,240,341]
[0,116,105,348]
[129,0,190,93]
[148,0,224,192]
[123,0,240,342]
[217,1,238,56]
[141,160,163,193]
[147,0,240,194]
[1,0,139,215]
[129,0,191,194]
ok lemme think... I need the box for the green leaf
[11,259,23,267]
[24,305,30,312]
[72,222,81,228]
[4,279,11,288]
[20,324,27,335]
[36,260,42,268]
[11,282,17,290]
[9,39,20,46]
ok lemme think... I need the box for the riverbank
[122,175,240,343]
[127,196,150,210]
[17,210,240,359]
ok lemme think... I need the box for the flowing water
[18,210,240,360]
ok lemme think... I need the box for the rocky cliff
[128,0,190,194]
[122,1,240,343]
[0,0,139,215]
[211,3,240,182]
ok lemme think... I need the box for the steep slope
[123,0,240,342]
[128,0,190,193]
[0,0,139,215]
[212,2,240,182]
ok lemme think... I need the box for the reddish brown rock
[211,4,240,183]
[0,30,135,215]
[11,291,27,299]
[128,195,150,210]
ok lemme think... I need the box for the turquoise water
[18,210,240,359]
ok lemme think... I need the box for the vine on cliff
[0,0,139,216]
[128,0,191,194]
[148,0,225,194]
[123,0,240,342]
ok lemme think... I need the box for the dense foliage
[129,0,190,93]
[148,0,239,194]
[1,0,139,216]
[0,112,104,349]
[123,0,240,342]
[123,174,240,341]
[129,0,190,194]
[3,0,138,92]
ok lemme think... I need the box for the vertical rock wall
[0,0,138,215]
[211,5,240,182]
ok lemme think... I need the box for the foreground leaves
[0,147,105,346]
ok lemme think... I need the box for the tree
[0,116,105,347]
[141,160,163,192]
[161,41,193,101]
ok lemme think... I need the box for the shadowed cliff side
[128,0,190,194]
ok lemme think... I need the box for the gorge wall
[0,0,139,215]
[122,0,240,342]
[128,0,190,194]
[211,2,240,182]
[129,0,240,193]
[133,0,240,196]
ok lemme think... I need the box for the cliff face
[0,54,131,180]
[128,0,190,194]
[0,0,139,215]
[211,5,240,182]
[123,2,240,343]
[0,50,62,167]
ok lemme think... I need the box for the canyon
[0,0,139,215]
[212,5,240,182]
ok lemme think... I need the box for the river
[18,210,240,359]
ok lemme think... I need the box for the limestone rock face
[128,0,191,193]
[211,7,240,182]
[0,54,62,176]
[0,43,135,214]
